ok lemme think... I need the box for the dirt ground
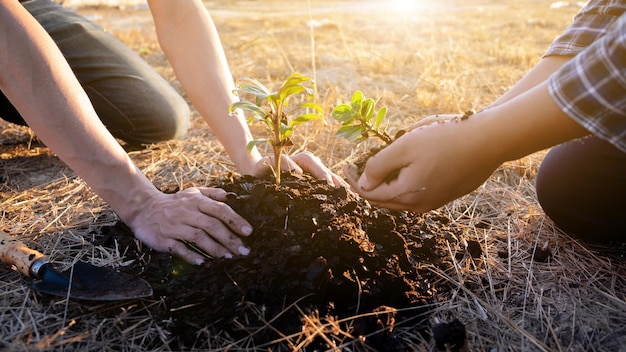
[99,173,473,350]
[2,1,626,351]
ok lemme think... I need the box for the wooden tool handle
[0,231,45,278]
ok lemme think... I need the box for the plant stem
[273,106,283,184]
[359,121,393,145]
[372,129,394,145]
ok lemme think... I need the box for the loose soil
[96,173,474,351]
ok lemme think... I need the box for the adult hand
[343,114,502,213]
[251,151,349,187]
[127,187,253,265]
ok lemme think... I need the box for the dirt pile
[100,174,464,350]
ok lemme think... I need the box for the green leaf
[350,90,364,106]
[374,106,387,129]
[236,85,268,101]
[280,123,293,136]
[291,113,324,126]
[361,98,375,122]
[246,138,268,153]
[230,101,269,120]
[238,77,271,95]
[299,102,324,114]
[279,85,307,102]
[281,73,312,89]
[331,104,355,123]
[336,125,367,141]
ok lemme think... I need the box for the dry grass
[1,0,625,351]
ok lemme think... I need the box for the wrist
[234,147,263,175]
[105,170,162,226]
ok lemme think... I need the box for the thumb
[357,144,409,191]
[342,162,381,192]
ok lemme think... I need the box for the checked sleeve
[547,13,626,152]
[544,0,626,57]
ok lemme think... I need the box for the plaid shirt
[545,0,626,152]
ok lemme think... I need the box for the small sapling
[332,90,406,182]
[229,73,324,184]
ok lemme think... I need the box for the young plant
[331,90,395,146]
[332,90,406,183]
[229,73,324,184]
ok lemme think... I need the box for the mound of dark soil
[100,173,463,350]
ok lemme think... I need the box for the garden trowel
[0,231,152,301]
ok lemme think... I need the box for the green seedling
[331,90,395,145]
[229,73,324,184]
[332,90,407,183]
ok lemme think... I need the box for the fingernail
[195,258,205,266]
[224,252,233,259]
[238,246,250,256]
[242,225,253,235]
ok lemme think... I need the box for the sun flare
[387,0,422,13]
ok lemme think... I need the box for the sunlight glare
[387,0,422,13]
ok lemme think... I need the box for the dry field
[1,0,625,351]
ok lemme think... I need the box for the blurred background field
[1,1,625,351]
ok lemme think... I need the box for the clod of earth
[98,173,463,350]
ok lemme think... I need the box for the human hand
[250,151,349,187]
[343,114,502,212]
[126,187,253,265]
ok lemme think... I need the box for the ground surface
[2,1,626,351]
[97,173,475,350]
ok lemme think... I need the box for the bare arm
[0,0,152,220]
[147,0,261,174]
[147,0,346,185]
[0,0,252,264]
[491,55,572,106]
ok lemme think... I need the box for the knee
[96,85,191,146]
[147,92,190,141]
[535,156,563,228]
[536,139,626,243]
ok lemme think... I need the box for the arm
[147,0,261,175]
[346,1,626,211]
[0,1,251,264]
[147,0,345,185]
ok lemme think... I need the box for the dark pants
[536,136,626,244]
[1,0,189,146]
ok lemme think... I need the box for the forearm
[490,55,572,107]
[478,80,589,163]
[0,2,159,223]
[148,0,262,174]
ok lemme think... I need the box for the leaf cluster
[230,73,323,152]
[331,90,393,145]
[229,73,323,184]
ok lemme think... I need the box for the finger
[344,164,420,205]
[156,237,211,266]
[196,188,253,237]
[357,137,412,191]
[343,163,362,192]
[331,173,350,188]
[196,187,229,201]
[290,152,339,185]
[280,154,304,174]
[367,199,420,213]
[343,163,394,201]
[249,157,273,178]
[181,219,250,259]
[409,114,458,130]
